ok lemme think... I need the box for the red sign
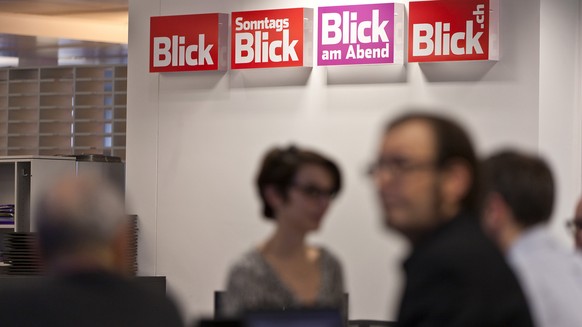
[231,8,313,69]
[150,13,228,72]
[409,0,498,62]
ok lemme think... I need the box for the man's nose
[374,167,397,189]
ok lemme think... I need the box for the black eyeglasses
[368,156,436,177]
[291,183,337,200]
[566,219,582,233]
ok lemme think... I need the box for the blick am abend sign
[318,3,404,66]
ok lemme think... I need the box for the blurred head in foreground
[35,174,130,276]
[371,111,479,243]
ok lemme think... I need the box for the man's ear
[112,222,131,276]
[482,192,506,235]
[264,185,284,211]
[440,160,472,211]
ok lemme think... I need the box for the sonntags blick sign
[409,0,499,62]
[149,13,228,72]
[231,8,313,69]
[318,3,404,66]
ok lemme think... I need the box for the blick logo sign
[318,3,404,66]
[409,0,499,62]
[231,8,313,69]
[150,13,228,72]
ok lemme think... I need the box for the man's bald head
[35,174,127,272]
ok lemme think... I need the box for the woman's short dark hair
[256,145,342,219]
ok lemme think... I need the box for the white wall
[127,0,580,323]
[539,0,581,241]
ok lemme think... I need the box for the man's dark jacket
[397,212,535,327]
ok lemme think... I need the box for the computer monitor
[244,308,343,327]
[195,319,242,327]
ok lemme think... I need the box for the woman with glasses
[222,145,345,318]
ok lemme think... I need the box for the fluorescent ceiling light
[0,56,18,67]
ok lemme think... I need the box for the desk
[0,275,167,295]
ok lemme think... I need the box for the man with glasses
[481,150,582,327]
[371,112,533,327]
[568,199,582,250]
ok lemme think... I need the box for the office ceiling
[0,0,128,67]
[0,0,128,15]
